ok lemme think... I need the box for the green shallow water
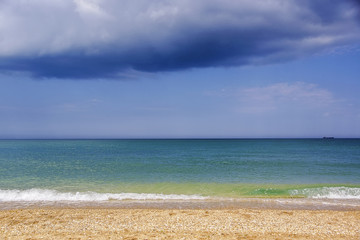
[127,183,359,198]
[27,182,360,199]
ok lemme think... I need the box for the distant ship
[322,137,335,139]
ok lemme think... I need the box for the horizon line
[0,137,359,140]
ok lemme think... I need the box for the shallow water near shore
[1,197,360,211]
[0,139,359,210]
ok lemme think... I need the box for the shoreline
[1,207,359,239]
[1,196,360,211]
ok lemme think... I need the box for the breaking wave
[0,189,208,202]
[289,187,360,199]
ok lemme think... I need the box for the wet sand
[0,208,359,239]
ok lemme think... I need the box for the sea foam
[290,187,360,199]
[0,189,207,202]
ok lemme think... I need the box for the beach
[1,139,359,239]
[1,208,359,239]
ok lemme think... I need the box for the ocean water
[0,139,359,209]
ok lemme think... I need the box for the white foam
[290,187,360,199]
[0,189,208,202]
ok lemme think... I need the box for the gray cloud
[0,0,359,79]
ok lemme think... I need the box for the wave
[1,187,359,202]
[289,187,360,199]
[0,189,208,202]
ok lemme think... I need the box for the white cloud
[74,0,109,18]
[236,82,336,114]
[242,82,334,103]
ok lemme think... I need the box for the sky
[0,0,360,138]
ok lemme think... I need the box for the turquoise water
[0,139,359,206]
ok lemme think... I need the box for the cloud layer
[0,0,359,79]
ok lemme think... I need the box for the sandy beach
[0,208,359,239]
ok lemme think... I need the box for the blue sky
[0,0,360,138]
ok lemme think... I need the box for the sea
[0,139,359,210]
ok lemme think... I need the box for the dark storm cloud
[0,0,359,79]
